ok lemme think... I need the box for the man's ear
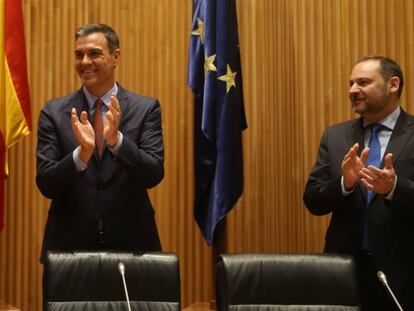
[388,76,400,96]
[113,48,121,68]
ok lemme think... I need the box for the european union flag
[188,0,247,245]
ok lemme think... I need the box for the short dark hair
[75,23,120,53]
[356,55,404,98]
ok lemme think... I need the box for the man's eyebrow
[74,47,103,53]
[350,77,371,82]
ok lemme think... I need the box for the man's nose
[349,83,360,94]
[81,54,92,64]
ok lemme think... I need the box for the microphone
[118,262,132,311]
[377,271,404,311]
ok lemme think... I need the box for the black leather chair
[44,251,180,311]
[216,253,361,311]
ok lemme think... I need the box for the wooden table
[0,302,19,311]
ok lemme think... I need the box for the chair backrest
[44,251,180,311]
[216,253,361,311]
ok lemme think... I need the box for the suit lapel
[351,117,365,155]
[383,109,414,164]
[66,89,89,152]
[72,88,89,118]
[115,85,129,132]
[349,118,368,199]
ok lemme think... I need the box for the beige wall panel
[1,0,414,310]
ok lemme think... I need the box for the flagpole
[210,218,227,310]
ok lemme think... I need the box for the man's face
[349,60,391,118]
[74,32,120,96]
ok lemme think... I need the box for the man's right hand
[71,107,95,163]
[342,143,369,190]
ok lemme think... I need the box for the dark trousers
[355,252,402,311]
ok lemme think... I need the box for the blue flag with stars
[188,0,247,245]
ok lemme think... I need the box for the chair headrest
[216,253,360,308]
[45,251,180,304]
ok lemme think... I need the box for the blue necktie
[363,123,383,250]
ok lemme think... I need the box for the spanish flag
[0,0,32,232]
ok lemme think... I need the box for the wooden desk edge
[0,302,19,311]
[183,302,212,311]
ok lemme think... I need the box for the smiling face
[74,32,120,96]
[349,60,399,122]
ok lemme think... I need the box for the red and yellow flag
[0,0,32,231]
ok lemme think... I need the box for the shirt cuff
[384,175,398,200]
[73,146,88,172]
[341,176,356,196]
[108,131,123,155]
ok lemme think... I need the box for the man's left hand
[360,153,395,195]
[104,92,121,147]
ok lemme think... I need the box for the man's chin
[81,79,98,89]
[352,104,366,115]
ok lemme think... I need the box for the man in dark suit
[304,56,414,310]
[36,24,163,263]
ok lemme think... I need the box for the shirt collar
[363,106,400,131]
[83,83,119,110]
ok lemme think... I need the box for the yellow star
[191,18,205,44]
[218,64,237,93]
[204,54,217,77]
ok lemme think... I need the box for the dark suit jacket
[303,108,414,308]
[36,85,164,263]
